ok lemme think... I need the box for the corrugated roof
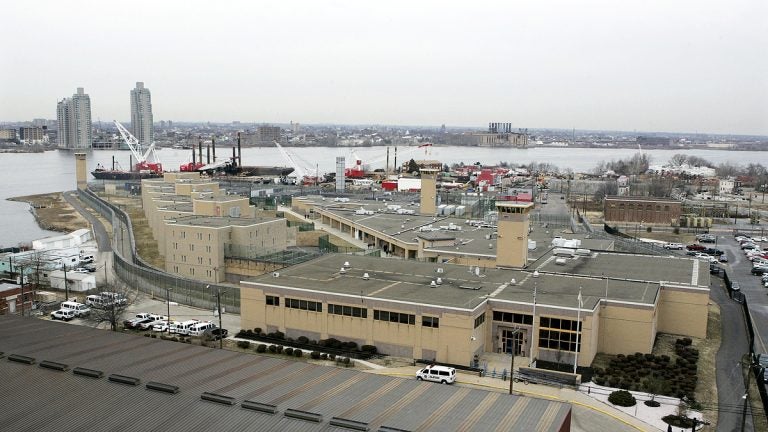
[0,315,571,431]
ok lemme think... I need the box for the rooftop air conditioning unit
[272,272,280,278]
[362,273,369,280]
[343,261,350,268]
[436,277,443,285]
[532,270,540,278]
[339,267,346,274]
[430,281,437,287]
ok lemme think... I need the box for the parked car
[152,320,173,332]
[718,255,728,263]
[140,319,167,330]
[123,316,153,330]
[751,266,768,275]
[663,243,684,250]
[203,328,229,340]
[686,244,706,251]
[83,264,97,272]
[51,309,75,321]
[732,282,741,291]
[703,248,724,256]
[72,268,89,273]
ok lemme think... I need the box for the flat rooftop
[244,252,702,310]
[0,315,570,432]
[298,196,615,261]
[168,215,282,228]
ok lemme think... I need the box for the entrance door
[501,329,525,356]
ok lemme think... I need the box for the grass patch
[10,192,89,232]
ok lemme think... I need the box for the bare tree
[84,280,135,331]
[669,153,688,166]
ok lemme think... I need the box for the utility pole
[211,285,224,349]
[63,263,69,301]
[166,285,172,335]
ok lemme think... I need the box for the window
[474,314,485,328]
[538,316,581,352]
[266,295,279,306]
[492,311,533,325]
[328,303,367,318]
[374,309,415,325]
[285,297,322,312]
[422,316,439,328]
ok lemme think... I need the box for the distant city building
[0,129,17,140]
[130,82,154,146]
[256,126,281,144]
[19,127,46,145]
[56,87,92,149]
[718,178,735,195]
[445,122,528,148]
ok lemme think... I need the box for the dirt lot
[9,192,89,232]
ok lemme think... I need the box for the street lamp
[508,328,523,395]
[210,284,225,349]
[166,286,172,335]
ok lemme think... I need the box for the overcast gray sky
[2,0,767,135]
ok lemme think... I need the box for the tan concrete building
[240,251,709,367]
[166,215,287,283]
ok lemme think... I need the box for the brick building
[603,196,681,224]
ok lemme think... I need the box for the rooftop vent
[344,261,351,268]
[436,268,444,273]
[73,367,103,379]
[362,273,369,280]
[108,374,140,386]
[329,417,370,431]
[340,267,347,274]
[8,354,35,365]
[533,270,540,278]
[241,400,278,414]
[146,381,179,394]
[272,272,280,278]
[436,277,443,285]
[285,408,322,423]
[430,281,437,287]
[39,360,69,371]
[201,392,235,406]
[379,426,413,432]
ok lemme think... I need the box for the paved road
[63,190,112,252]
[710,259,755,432]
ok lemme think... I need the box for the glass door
[502,329,525,356]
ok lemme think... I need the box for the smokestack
[394,147,398,174]
[386,147,390,177]
[237,132,242,167]
[207,145,210,164]
[192,147,196,164]
[212,136,216,161]
[198,136,203,165]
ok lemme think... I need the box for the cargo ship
[181,133,293,177]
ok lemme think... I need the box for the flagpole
[574,287,582,374]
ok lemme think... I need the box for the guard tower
[419,168,438,215]
[75,153,87,190]
[496,202,534,268]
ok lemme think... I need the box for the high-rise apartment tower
[130,82,154,146]
[56,87,92,149]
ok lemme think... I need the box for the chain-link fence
[78,189,240,313]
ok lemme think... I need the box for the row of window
[373,310,416,325]
[422,316,439,328]
[328,303,367,318]
[285,298,322,312]
[493,311,533,325]
[539,329,581,352]
[474,314,485,329]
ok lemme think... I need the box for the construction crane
[114,120,162,173]
[274,141,322,184]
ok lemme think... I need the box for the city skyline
[130,82,153,146]
[2,0,767,136]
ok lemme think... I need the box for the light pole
[166,285,172,335]
[508,328,523,395]
[211,285,225,349]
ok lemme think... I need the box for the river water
[0,146,764,248]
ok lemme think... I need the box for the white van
[80,254,95,264]
[61,301,91,317]
[188,322,216,337]
[170,319,199,335]
[85,295,109,308]
[416,365,456,384]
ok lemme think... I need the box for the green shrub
[608,390,636,407]
[297,336,309,344]
[320,353,328,360]
[294,350,302,358]
[144,333,151,337]
[276,345,284,354]
[256,344,267,353]
[284,347,294,355]
[310,351,321,359]
[268,345,277,353]
[236,340,250,349]
[361,345,377,354]
[644,400,660,407]
[254,327,262,334]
